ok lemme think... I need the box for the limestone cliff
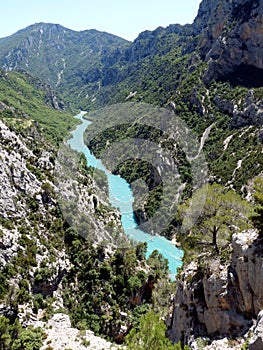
[167,230,263,348]
[195,0,263,84]
[0,117,122,323]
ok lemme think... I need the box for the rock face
[0,119,72,298]
[37,313,121,350]
[195,0,263,84]
[214,90,263,128]
[249,310,263,350]
[167,230,263,346]
[193,0,218,35]
[0,120,38,218]
[0,117,123,325]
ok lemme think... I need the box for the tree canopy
[178,183,252,257]
[125,310,188,350]
[0,316,44,350]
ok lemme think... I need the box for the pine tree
[179,183,252,254]
[125,310,187,350]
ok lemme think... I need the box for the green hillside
[0,23,130,107]
[0,69,76,144]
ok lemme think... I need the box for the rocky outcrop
[249,310,263,350]
[214,89,263,128]
[0,119,72,326]
[0,118,123,321]
[230,90,263,128]
[193,0,219,35]
[168,230,263,347]
[195,0,263,84]
[36,313,121,350]
[0,120,41,219]
[231,231,263,316]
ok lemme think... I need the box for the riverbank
[69,113,183,279]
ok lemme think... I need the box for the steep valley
[0,0,263,349]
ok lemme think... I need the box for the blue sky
[1,0,202,41]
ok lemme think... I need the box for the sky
[1,0,202,41]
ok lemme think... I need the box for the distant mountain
[0,1,262,191]
[0,22,192,109]
[0,23,129,104]
[0,0,262,109]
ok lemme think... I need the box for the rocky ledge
[167,229,263,349]
[35,313,122,350]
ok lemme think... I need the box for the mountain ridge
[0,22,130,104]
[0,0,263,348]
[1,0,262,112]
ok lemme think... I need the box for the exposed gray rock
[231,90,263,128]
[214,90,263,128]
[0,118,126,332]
[195,0,263,83]
[232,230,263,316]
[37,313,122,350]
[168,230,263,346]
[193,0,219,35]
[0,120,41,218]
[249,310,263,350]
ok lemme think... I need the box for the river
[68,113,183,279]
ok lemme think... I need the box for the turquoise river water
[68,113,183,279]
